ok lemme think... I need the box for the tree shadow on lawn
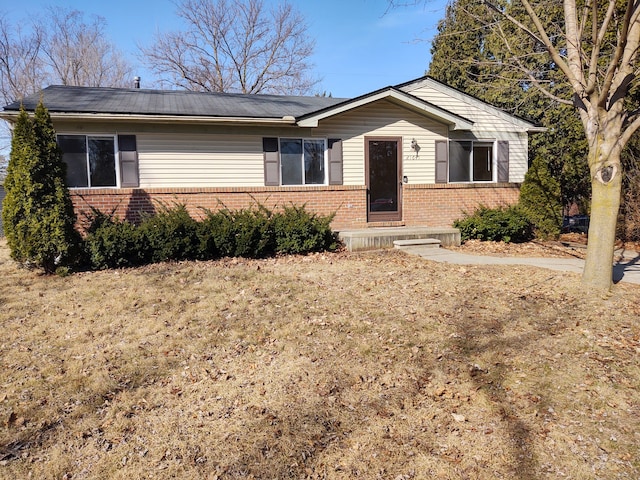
[450,304,570,480]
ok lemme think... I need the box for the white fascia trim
[296,89,474,130]
[0,111,298,126]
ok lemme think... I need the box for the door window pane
[58,135,89,187]
[369,140,398,212]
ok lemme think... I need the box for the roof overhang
[296,87,474,130]
[0,111,299,126]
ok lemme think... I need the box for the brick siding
[70,183,520,232]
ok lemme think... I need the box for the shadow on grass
[451,300,569,480]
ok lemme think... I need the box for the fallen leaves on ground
[0,239,638,479]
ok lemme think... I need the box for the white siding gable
[400,78,534,134]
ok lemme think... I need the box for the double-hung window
[58,135,117,188]
[279,138,326,185]
[449,140,494,182]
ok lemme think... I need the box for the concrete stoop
[337,227,460,252]
[393,238,441,249]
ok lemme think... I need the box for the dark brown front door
[366,137,402,222]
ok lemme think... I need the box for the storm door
[366,137,402,222]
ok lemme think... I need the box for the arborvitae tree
[519,153,563,238]
[1,101,79,273]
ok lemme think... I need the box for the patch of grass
[0,239,639,478]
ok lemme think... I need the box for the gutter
[0,111,299,126]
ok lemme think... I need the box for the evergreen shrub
[272,204,337,254]
[138,203,200,263]
[199,206,273,258]
[83,210,145,270]
[81,202,338,270]
[454,205,534,243]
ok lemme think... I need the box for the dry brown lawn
[0,238,639,479]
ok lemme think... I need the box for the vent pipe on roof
[134,76,140,89]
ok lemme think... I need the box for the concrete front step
[338,227,460,252]
[393,238,441,248]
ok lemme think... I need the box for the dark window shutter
[263,137,280,186]
[435,140,448,183]
[118,135,139,188]
[497,141,509,182]
[328,138,343,185]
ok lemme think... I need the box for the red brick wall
[70,183,520,232]
[402,183,521,227]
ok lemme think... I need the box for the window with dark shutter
[263,137,280,186]
[328,139,343,185]
[118,135,139,188]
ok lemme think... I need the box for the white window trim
[57,133,120,189]
[279,137,328,187]
[449,139,497,183]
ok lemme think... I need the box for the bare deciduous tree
[0,15,46,105]
[141,0,317,94]
[477,0,640,290]
[0,8,133,103]
[42,8,133,88]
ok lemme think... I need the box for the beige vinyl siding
[403,82,530,182]
[402,81,522,132]
[137,134,265,187]
[503,131,528,182]
[314,99,449,185]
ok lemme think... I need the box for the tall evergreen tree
[2,101,79,273]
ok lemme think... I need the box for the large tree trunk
[581,143,622,290]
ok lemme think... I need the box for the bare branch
[41,7,133,88]
[600,0,640,108]
[140,0,317,94]
[0,14,45,104]
[492,20,572,105]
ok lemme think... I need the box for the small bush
[199,206,274,258]
[272,204,337,254]
[84,211,145,270]
[454,205,533,243]
[138,203,199,263]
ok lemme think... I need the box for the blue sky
[1,0,448,97]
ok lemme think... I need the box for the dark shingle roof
[3,85,347,119]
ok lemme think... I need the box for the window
[449,140,494,182]
[58,135,117,188]
[279,138,326,185]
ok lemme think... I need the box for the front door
[366,137,402,222]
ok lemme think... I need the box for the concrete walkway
[398,245,640,285]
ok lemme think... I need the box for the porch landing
[337,227,460,252]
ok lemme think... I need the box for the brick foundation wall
[70,183,520,232]
[70,186,369,232]
[402,183,521,227]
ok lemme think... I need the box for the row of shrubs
[453,204,534,243]
[83,203,338,270]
